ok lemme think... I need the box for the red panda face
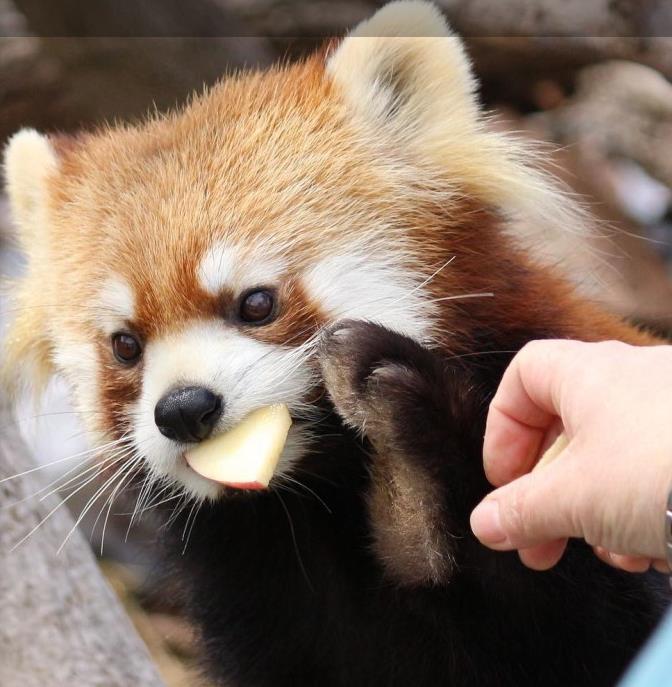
[4,59,443,500]
[3,2,584,501]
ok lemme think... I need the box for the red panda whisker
[98,465,142,557]
[289,464,340,488]
[275,325,323,349]
[305,254,457,330]
[127,465,158,538]
[400,255,456,299]
[1,409,108,435]
[134,484,182,516]
[42,434,154,523]
[38,435,137,501]
[59,452,144,555]
[40,449,130,503]
[136,492,183,517]
[260,358,320,402]
[275,490,314,593]
[45,441,141,502]
[181,500,202,555]
[0,433,129,486]
[9,450,131,552]
[59,461,131,553]
[226,335,322,414]
[176,497,197,541]
[94,459,148,556]
[277,473,332,514]
[229,334,314,392]
[273,482,305,501]
[162,490,190,532]
[125,487,147,540]
[426,292,495,304]
[2,450,122,513]
[59,429,98,446]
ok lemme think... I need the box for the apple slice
[185,404,292,489]
[534,433,568,472]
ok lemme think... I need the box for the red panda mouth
[181,452,266,491]
[181,405,292,490]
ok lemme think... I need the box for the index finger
[483,339,584,486]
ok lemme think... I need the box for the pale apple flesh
[185,404,292,490]
[534,433,568,471]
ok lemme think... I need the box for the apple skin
[224,481,266,490]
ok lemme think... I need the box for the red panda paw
[318,320,437,445]
[320,320,460,586]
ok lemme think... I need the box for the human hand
[470,339,672,572]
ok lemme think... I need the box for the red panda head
[2,1,583,501]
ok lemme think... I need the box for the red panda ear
[3,128,59,250]
[327,1,589,239]
[327,2,478,163]
[2,129,60,394]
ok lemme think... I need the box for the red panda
[2,2,666,686]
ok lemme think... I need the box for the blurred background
[1,1,672,685]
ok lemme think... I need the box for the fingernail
[470,500,509,546]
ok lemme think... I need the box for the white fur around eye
[302,253,435,342]
[198,243,240,295]
[197,241,286,296]
[51,339,102,443]
[95,276,135,334]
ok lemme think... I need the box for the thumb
[470,462,580,551]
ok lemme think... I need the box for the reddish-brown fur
[3,6,667,684]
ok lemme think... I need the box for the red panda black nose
[155,386,223,443]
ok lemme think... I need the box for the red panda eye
[112,332,142,365]
[239,289,275,324]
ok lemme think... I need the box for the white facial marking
[302,253,435,341]
[197,241,287,296]
[133,321,318,501]
[52,339,104,443]
[197,243,239,295]
[95,276,135,334]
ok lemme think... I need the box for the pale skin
[470,339,672,573]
